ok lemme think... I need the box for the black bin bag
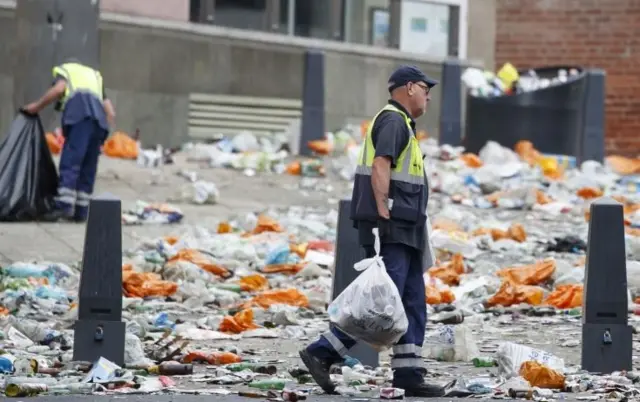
[0,113,59,221]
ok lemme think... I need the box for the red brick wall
[495,0,640,156]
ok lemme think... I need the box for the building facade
[102,0,470,59]
[101,0,638,155]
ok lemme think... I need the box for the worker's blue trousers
[307,243,426,387]
[56,119,106,220]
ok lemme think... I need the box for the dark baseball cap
[387,65,438,92]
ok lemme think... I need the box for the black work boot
[401,381,446,398]
[298,349,337,394]
[40,209,74,223]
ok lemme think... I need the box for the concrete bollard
[577,69,606,165]
[331,199,379,367]
[73,194,126,366]
[581,197,632,373]
[299,49,326,157]
[438,59,462,147]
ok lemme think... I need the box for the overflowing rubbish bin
[463,65,588,156]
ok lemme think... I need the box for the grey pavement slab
[0,154,348,264]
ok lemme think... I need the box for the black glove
[377,217,391,238]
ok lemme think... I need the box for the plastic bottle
[13,358,34,374]
[182,351,241,365]
[148,362,193,375]
[0,353,16,373]
[300,160,325,177]
[431,310,464,325]
[226,362,277,374]
[248,379,286,390]
[214,283,243,293]
[472,357,496,367]
[153,312,176,330]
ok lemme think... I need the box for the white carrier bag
[327,228,409,350]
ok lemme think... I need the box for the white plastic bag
[424,324,479,362]
[496,342,565,378]
[327,228,408,350]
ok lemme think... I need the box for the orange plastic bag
[103,131,139,159]
[242,288,309,309]
[460,153,483,168]
[219,309,259,333]
[606,155,640,175]
[45,132,64,155]
[536,190,552,205]
[428,254,465,286]
[486,280,544,307]
[432,218,463,232]
[261,263,305,275]
[307,139,332,155]
[576,187,603,199]
[290,243,308,258]
[496,260,555,286]
[167,249,231,278]
[164,236,179,245]
[426,284,456,305]
[122,266,178,298]
[250,215,284,235]
[520,360,565,389]
[308,240,333,253]
[514,140,541,166]
[472,223,526,243]
[544,284,583,309]
[217,222,232,233]
[627,227,640,237]
[238,274,269,292]
[285,161,301,175]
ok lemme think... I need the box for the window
[293,0,333,40]
[212,0,267,31]
[343,0,391,46]
[399,0,467,58]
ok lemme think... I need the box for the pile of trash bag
[0,113,58,221]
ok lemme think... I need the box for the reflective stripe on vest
[354,104,424,185]
[52,63,103,108]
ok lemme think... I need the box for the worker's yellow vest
[351,104,427,223]
[355,104,425,184]
[52,63,103,109]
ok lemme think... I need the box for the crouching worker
[23,60,116,222]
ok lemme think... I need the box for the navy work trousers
[56,118,106,220]
[307,243,427,387]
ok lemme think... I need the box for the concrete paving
[0,153,350,264]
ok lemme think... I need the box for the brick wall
[495,0,640,156]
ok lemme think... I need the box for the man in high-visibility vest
[23,60,116,222]
[300,66,444,397]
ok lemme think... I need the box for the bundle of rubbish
[461,62,582,98]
